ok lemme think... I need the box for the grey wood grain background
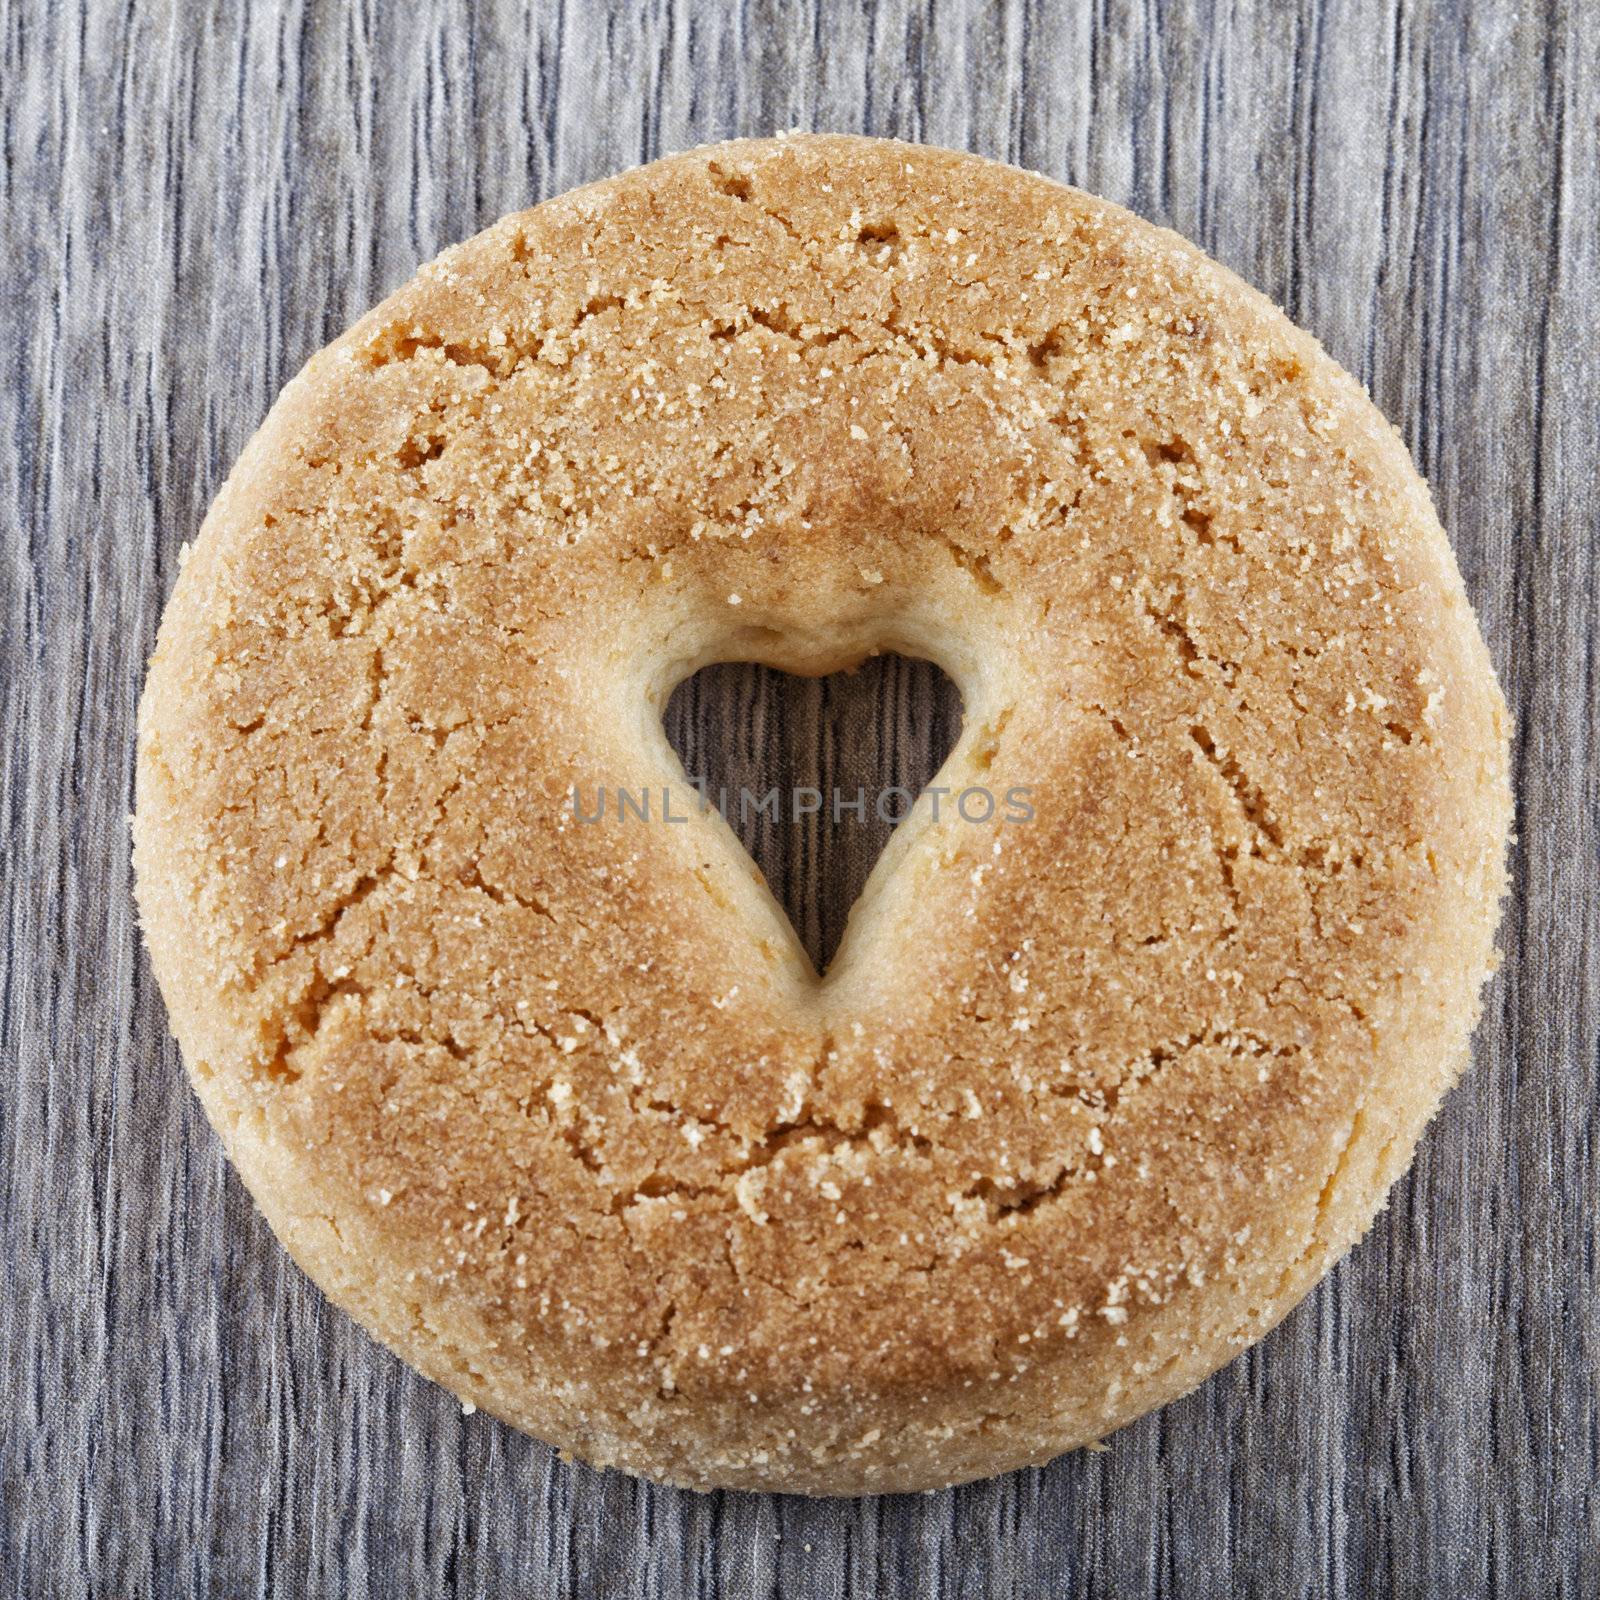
[2,0,1596,1595]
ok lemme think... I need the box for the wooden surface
[3,0,1596,1594]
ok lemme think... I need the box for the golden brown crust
[133,135,1510,1493]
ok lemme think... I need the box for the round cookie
[134,135,1510,1494]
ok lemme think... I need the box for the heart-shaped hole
[663,655,964,975]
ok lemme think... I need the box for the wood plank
[2,0,1594,1593]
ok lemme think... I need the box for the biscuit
[134,135,1511,1493]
